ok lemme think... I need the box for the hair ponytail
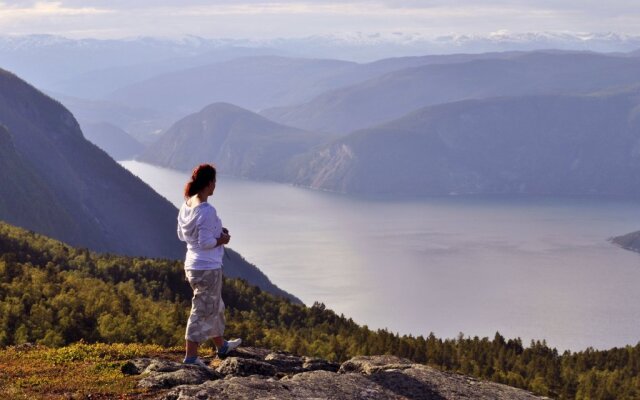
[184,163,217,199]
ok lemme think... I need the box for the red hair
[184,164,217,199]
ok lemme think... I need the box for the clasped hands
[218,227,231,246]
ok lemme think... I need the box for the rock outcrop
[122,347,547,399]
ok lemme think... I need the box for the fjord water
[122,160,640,352]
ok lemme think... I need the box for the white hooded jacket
[177,201,224,270]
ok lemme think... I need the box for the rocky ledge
[121,347,548,399]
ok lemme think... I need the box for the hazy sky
[0,0,639,39]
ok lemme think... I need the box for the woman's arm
[197,206,223,249]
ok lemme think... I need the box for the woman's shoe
[183,356,211,369]
[217,338,242,358]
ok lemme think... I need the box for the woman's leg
[186,340,199,358]
[185,269,225,358]
[212,337,224,348]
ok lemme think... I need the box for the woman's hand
[217,231,231,246]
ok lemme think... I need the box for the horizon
[1,1,639,40]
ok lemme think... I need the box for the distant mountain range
[107,56,357,115]
[138,102,329,178]
[286,88,640,196]
[0,35,282,97]
[132,49,640,198]
[3,32,639,113]
[107,52,523,118]
[139,87,640,197]
[262,52,640,134]
[0,68,299,302]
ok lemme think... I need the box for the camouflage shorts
[184,268,225,343]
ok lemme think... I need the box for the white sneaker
[183,357,210,369]
[218,338,242,357]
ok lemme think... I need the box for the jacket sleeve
[177,221,185,242]
[197,206,222,249]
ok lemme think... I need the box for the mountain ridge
[138,102,329,179]
[284,89,640,196]
[262,52,640,134]
[0,67,183,258]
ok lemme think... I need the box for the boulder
[129,349,548,399]
[216,357,277,377]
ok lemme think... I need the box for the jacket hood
[178,202,209,238]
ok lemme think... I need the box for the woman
[177,163,242,366]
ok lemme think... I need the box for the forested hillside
[1,221,639,399]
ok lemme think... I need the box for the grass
[0,342,219,399]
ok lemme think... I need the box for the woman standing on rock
[177,163,242,366]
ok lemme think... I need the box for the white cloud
[0,0,638,38]
[0,1,112,17]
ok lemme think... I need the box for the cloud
[0,0,638,38]
[0,1,112,17]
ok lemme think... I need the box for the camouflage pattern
[184,268,225,342]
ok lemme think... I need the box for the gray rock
[142,359,184,374]
[133,350,547,399]
[284,370,399,399]
[161,375,294,400]
[138,365,219,389]
[121,358,154,375]
[216,357,277,377]
[302,356,339,372]
[231,346,272,360]
[264,352,304,373]
[385,364,544,400]
[340,355,413,374]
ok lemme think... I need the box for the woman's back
[177,201,224,269]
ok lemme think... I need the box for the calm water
[122,160,640,352]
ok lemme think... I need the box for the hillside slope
[0,125,72,236]
[108,56,357,115]
[263,52,640,133]
[287,89,640,196]
[138,102,328,178]
[79,121,144,161]
[0,68,183,259]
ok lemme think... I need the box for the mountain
[0,68,300,302]
[107,56,358,115]
[261,31,640,61]
[0,125,72,235]
[286,88,640,196]
[106,52,529,118]
[46,47,282,99]
[79,121,144,161]
[0,35,282,96]
[262,52,640,134]
[52,94,172,144]
[138,102,328,179]
[0,68,183,259]
[222,247,301,303]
